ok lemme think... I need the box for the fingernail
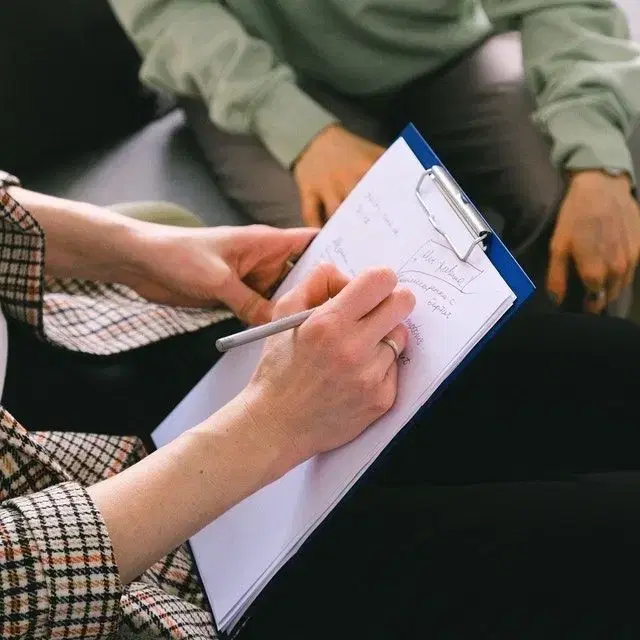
[548,292,559,306]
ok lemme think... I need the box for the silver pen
[215,307,318,353]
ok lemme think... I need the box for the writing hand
[239,264,415,467]
[129,224,318,325]
[293,125,385,227]
[546,171,640,313]
[90,265,414,583]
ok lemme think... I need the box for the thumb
[218,273,274,325]
[277,226,319,257]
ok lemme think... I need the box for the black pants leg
[1,317,241,449]
[239,312,640,639]
[241,471,640,639]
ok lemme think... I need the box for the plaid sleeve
[0,482,122,639]
[0,187,229,356]
[0,192,45,334]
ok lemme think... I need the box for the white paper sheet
[152,138,515,631]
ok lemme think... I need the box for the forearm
[88,393,289,584]
[7,186,147,283]
[107,0,336,167]
[486,0,640,183]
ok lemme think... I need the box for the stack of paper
[152,137,516,632]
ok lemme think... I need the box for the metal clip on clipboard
[416,165,491,262]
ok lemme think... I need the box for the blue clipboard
[205,124,536,640]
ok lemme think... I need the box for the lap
[186,33,639,314]
[401,33,565,254]
[184,34,567,249]
[241,312,640,639]
[375,311,640,486]
[182,97,302,228]
[2,317,240,448]
[241,472,640,639]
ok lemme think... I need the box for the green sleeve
[485,0,640,185]
[107,0,337,167]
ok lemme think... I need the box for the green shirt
[109,0,640,182]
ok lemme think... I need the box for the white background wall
[617,0,639,39]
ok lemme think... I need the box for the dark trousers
[183,32,640,317]
[4,311,640,638]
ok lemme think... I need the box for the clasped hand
[293,128,640,313]
[547,171,640,313]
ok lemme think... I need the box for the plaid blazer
[0,192,231,638]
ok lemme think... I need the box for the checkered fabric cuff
[0,192,44,334]
[2,482,122,639]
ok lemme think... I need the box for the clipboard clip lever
[416,165,491,262]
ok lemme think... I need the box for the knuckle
[363,266,397,292]
[609,256,629,278]
[336,343,362,369]
[395,288,417,314]
[305,313,335,342]
[370,385,395,414]
[393,324,409,352]
[580,263,606,284]
[238,298,257,320]
[236,301,252,319]
[357,371,378,395]
[210,265,233,291]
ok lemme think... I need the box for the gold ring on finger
[381,337,401,361]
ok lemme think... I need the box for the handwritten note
[400,239,482,290]
[152,137,516,633]
[357,192,399,236]
[331,237,355,276]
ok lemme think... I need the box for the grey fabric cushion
[23,111,248,228]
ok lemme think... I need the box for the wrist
[8,186,149,284]
[569,169,632,192]
[193,391,299,509]
[85,211,149,285]
[292,123,341,170]
[90,393,291,582]
[239,379,313,474]
[62,208,148,286]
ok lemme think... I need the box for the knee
[464,33,566,251]
[182,98,303,228]
[108,201,205,227]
